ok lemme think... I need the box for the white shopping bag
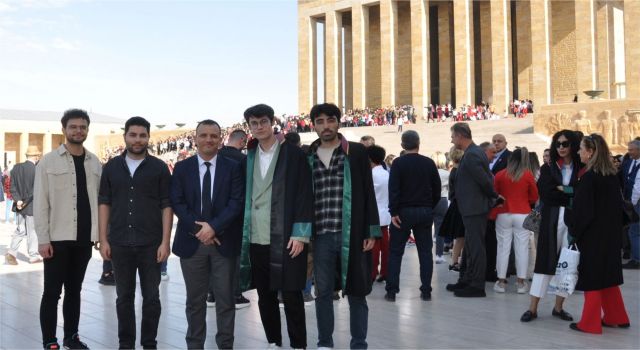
[548,244,580,296]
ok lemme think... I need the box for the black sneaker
[98,272,115,286]
[420,292,431,301]
[445,281,467,292]
[63,334,89,349]
[384,292,396,302]
[44,342,60,350]
[206,293,215,307]
[235,295,250,309]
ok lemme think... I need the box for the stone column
[344,25,353,111]
[352,3,368,109]
[530,0,552,105]
[411,0,429,118]
[575,0,598,93]
[624,0,640,99]
[380,0,398,107]
[19,132,28,163]
[490,0,512,115]
[453,0,475,107]
[298,15,317,113]
[438,2,453,104]
[596,1,613,99]
[325,11,342,106]
[43,132,52,154]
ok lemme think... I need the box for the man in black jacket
[5,146,41,265]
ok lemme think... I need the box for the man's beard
[127,144,147,155]
[66,136,86,145]
[320,130,337,142]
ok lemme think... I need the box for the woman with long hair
[440,147,465,271]
[492,148,539,293]
[569,134,630,333]
[521,130,582,322]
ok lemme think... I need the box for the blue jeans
[313,232,368,349]
[629,203,640,262]
[386,207,434,294]
[4,199,14,222]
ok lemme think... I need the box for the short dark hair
[284,132,301,146]
[61,109,90,128]
[309,103,341,123]
[124,116,150,134]
[228,129,247,141]
[451,122,472,139]
[244,104,274,123]
[367,145,386,165]
[401,130,420,150]
[196,119,222,134]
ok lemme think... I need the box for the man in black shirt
[34,109,102,349]
[98,117,173,349]
[385,130,441,302]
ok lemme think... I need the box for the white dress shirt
[372,165,391,226]
[258,141,279,178]
[198,154,217,202]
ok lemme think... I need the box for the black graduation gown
[239,138,314,292]
[570,171,624,291]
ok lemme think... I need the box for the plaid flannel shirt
[313,147,345,235]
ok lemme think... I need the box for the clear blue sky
[0,0,298,127]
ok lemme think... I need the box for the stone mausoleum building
[297,0,640,134]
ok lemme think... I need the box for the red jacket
[490,169,538,220]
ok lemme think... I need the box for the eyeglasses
[555,141,571,149]
[249,119,271,129]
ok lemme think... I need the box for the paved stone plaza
[1,206,638,349]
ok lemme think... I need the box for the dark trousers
[250,244,306,348]
[111,244,161,349]
[181,243,235,349]
[485,220,498,281]
[386,207,434,294]
[40,243,92,346]
[458,214,488,290]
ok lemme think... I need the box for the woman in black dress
[440,147,465,271]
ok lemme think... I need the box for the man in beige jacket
[34,109,102,350]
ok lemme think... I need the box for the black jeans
[250,244,306,348]
[40,242,92,346]
[111,244,161,349]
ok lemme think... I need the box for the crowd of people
[1,101,634,350]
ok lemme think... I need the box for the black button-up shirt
[98,152,171,246]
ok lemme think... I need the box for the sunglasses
[555,141,571,149]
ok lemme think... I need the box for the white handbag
[548,244,580,296]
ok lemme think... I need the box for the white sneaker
[267,343,281,349]
[317,347,333,350]
[435,255,446,264]
[493,281,506,293]
[517,281,529,294]
[161,272,169,281]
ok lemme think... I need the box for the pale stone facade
[298,0,640,120]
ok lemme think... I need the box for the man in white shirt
[368,145,391,283]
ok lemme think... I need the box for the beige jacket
[34,145,102,244]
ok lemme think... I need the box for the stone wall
[534,99,640,152]
[366,5,382,107]
[396,1,413,105]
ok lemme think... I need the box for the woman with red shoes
[569,134,631,334]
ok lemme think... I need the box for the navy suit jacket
[491,149,511,175]
[171,154,244,258]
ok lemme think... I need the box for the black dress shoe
[448,264,460,272]
[552,308,574,321]
[376,275,386,283]
[602,320,631,328]
[445,281,467,292]
[569,323,585,332]
[454,286,486,298]
[384,292,396,302]
[520,310,537,322]
[420,292,431,301]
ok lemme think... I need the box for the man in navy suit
[489,134,511,175]
[171,119,244,349]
